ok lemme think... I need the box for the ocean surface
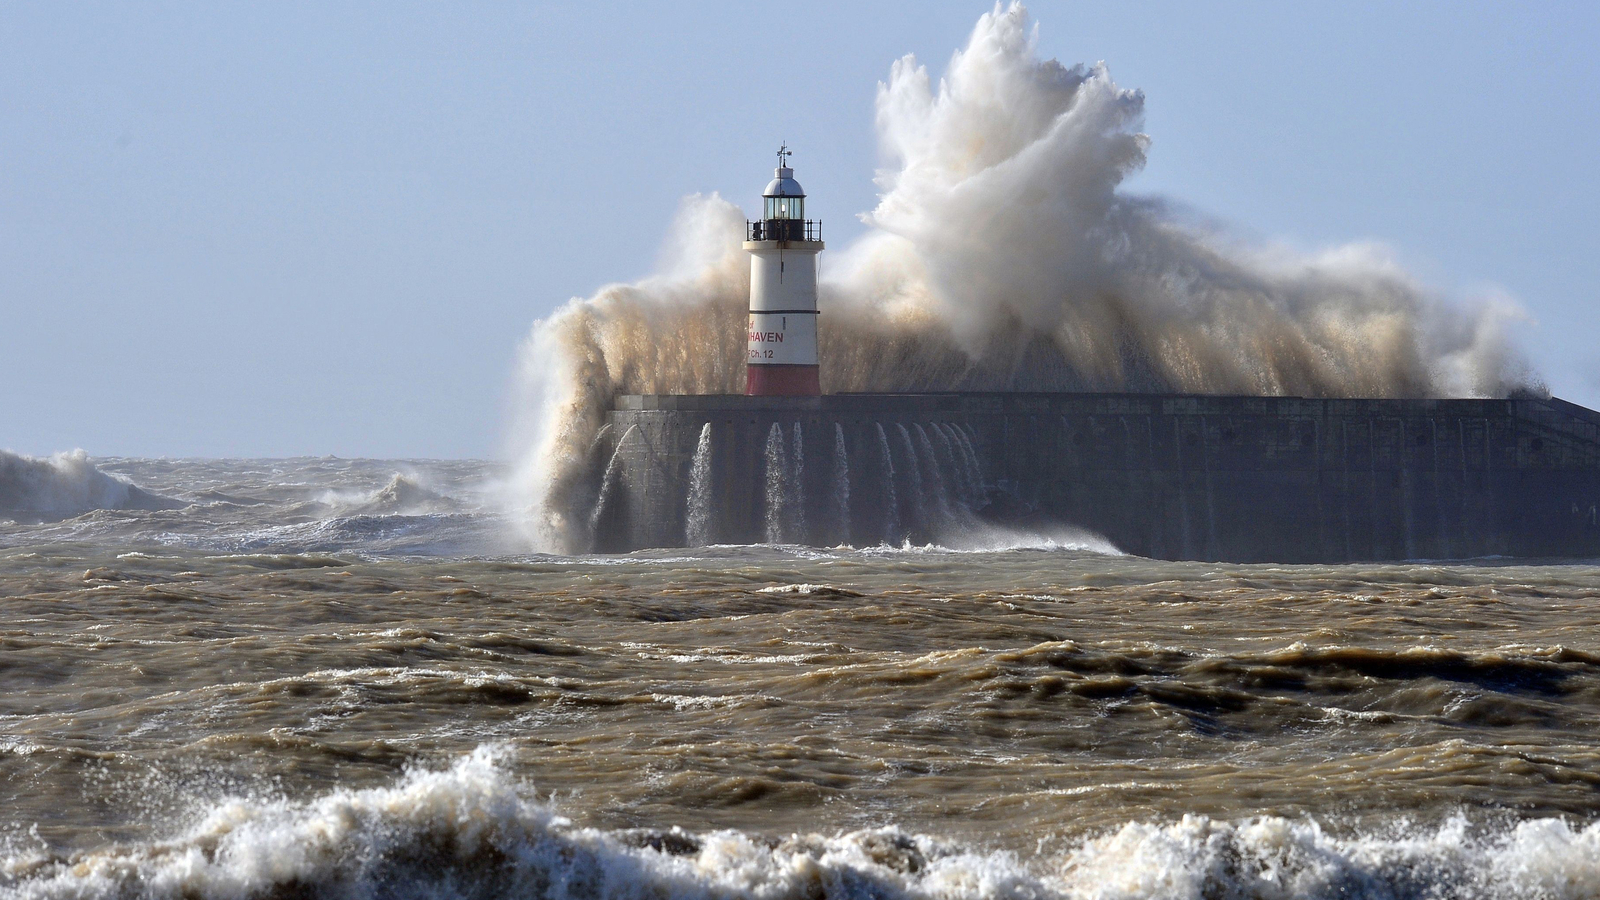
[3,455,1600,899]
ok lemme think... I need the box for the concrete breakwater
[588,393,1600,562]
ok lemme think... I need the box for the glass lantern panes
[764,196,805,220]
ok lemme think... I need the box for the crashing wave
[291,474,461,519]
[0,450,179,519]
[350,474,458,516]
[4,747,1597,900]
[505,3,1539,552]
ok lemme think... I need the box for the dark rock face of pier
[591,393,1600,562]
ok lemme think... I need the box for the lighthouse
[744,145,823,396]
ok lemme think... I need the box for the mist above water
[506,3,1538,552]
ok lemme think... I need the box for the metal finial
[777,143,791,168]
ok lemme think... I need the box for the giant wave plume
[506,3,1539,552]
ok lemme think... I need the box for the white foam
[8,748,1600,900]
[1059,814,1600,900]
[843,524,1125,556]
[925,523,1126,555]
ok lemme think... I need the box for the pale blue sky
[4,2,1597,458]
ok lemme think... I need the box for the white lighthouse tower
[744,145,823,396]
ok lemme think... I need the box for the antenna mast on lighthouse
[744,146,824,396]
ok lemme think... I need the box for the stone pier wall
[592,393,1600,562]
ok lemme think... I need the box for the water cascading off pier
[588,392,1600,560]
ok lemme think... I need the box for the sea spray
[504,3,1537,552]
[504,197,751,551]
[685,423,714,546]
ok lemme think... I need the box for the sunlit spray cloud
[504,3,1538,552]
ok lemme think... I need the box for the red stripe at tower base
[746,364,820,396]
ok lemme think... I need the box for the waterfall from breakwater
[951,425,979,507]
[790,423,807,544]
[764,423,787,544]
[588,424,636,544]
[953,426,985,507]
[932,424,969,507]
[685,423,714,546]
[914,424,951,522]
[577,414,1144,550]
[833,423,851,546]
[894,424,927,529]
[505,2,1540,552]
[875,423,900,544]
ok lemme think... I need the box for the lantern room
[748,145,822,244]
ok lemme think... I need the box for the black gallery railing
[747,219,822,242]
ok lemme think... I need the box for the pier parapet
[587,392,1600,561]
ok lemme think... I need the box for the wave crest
[7,748,1599,900]
[0,450,178,519]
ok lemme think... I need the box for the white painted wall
[747,311,818,365]
[746,244,822,366]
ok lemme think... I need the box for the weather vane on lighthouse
[744,145,824,396]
